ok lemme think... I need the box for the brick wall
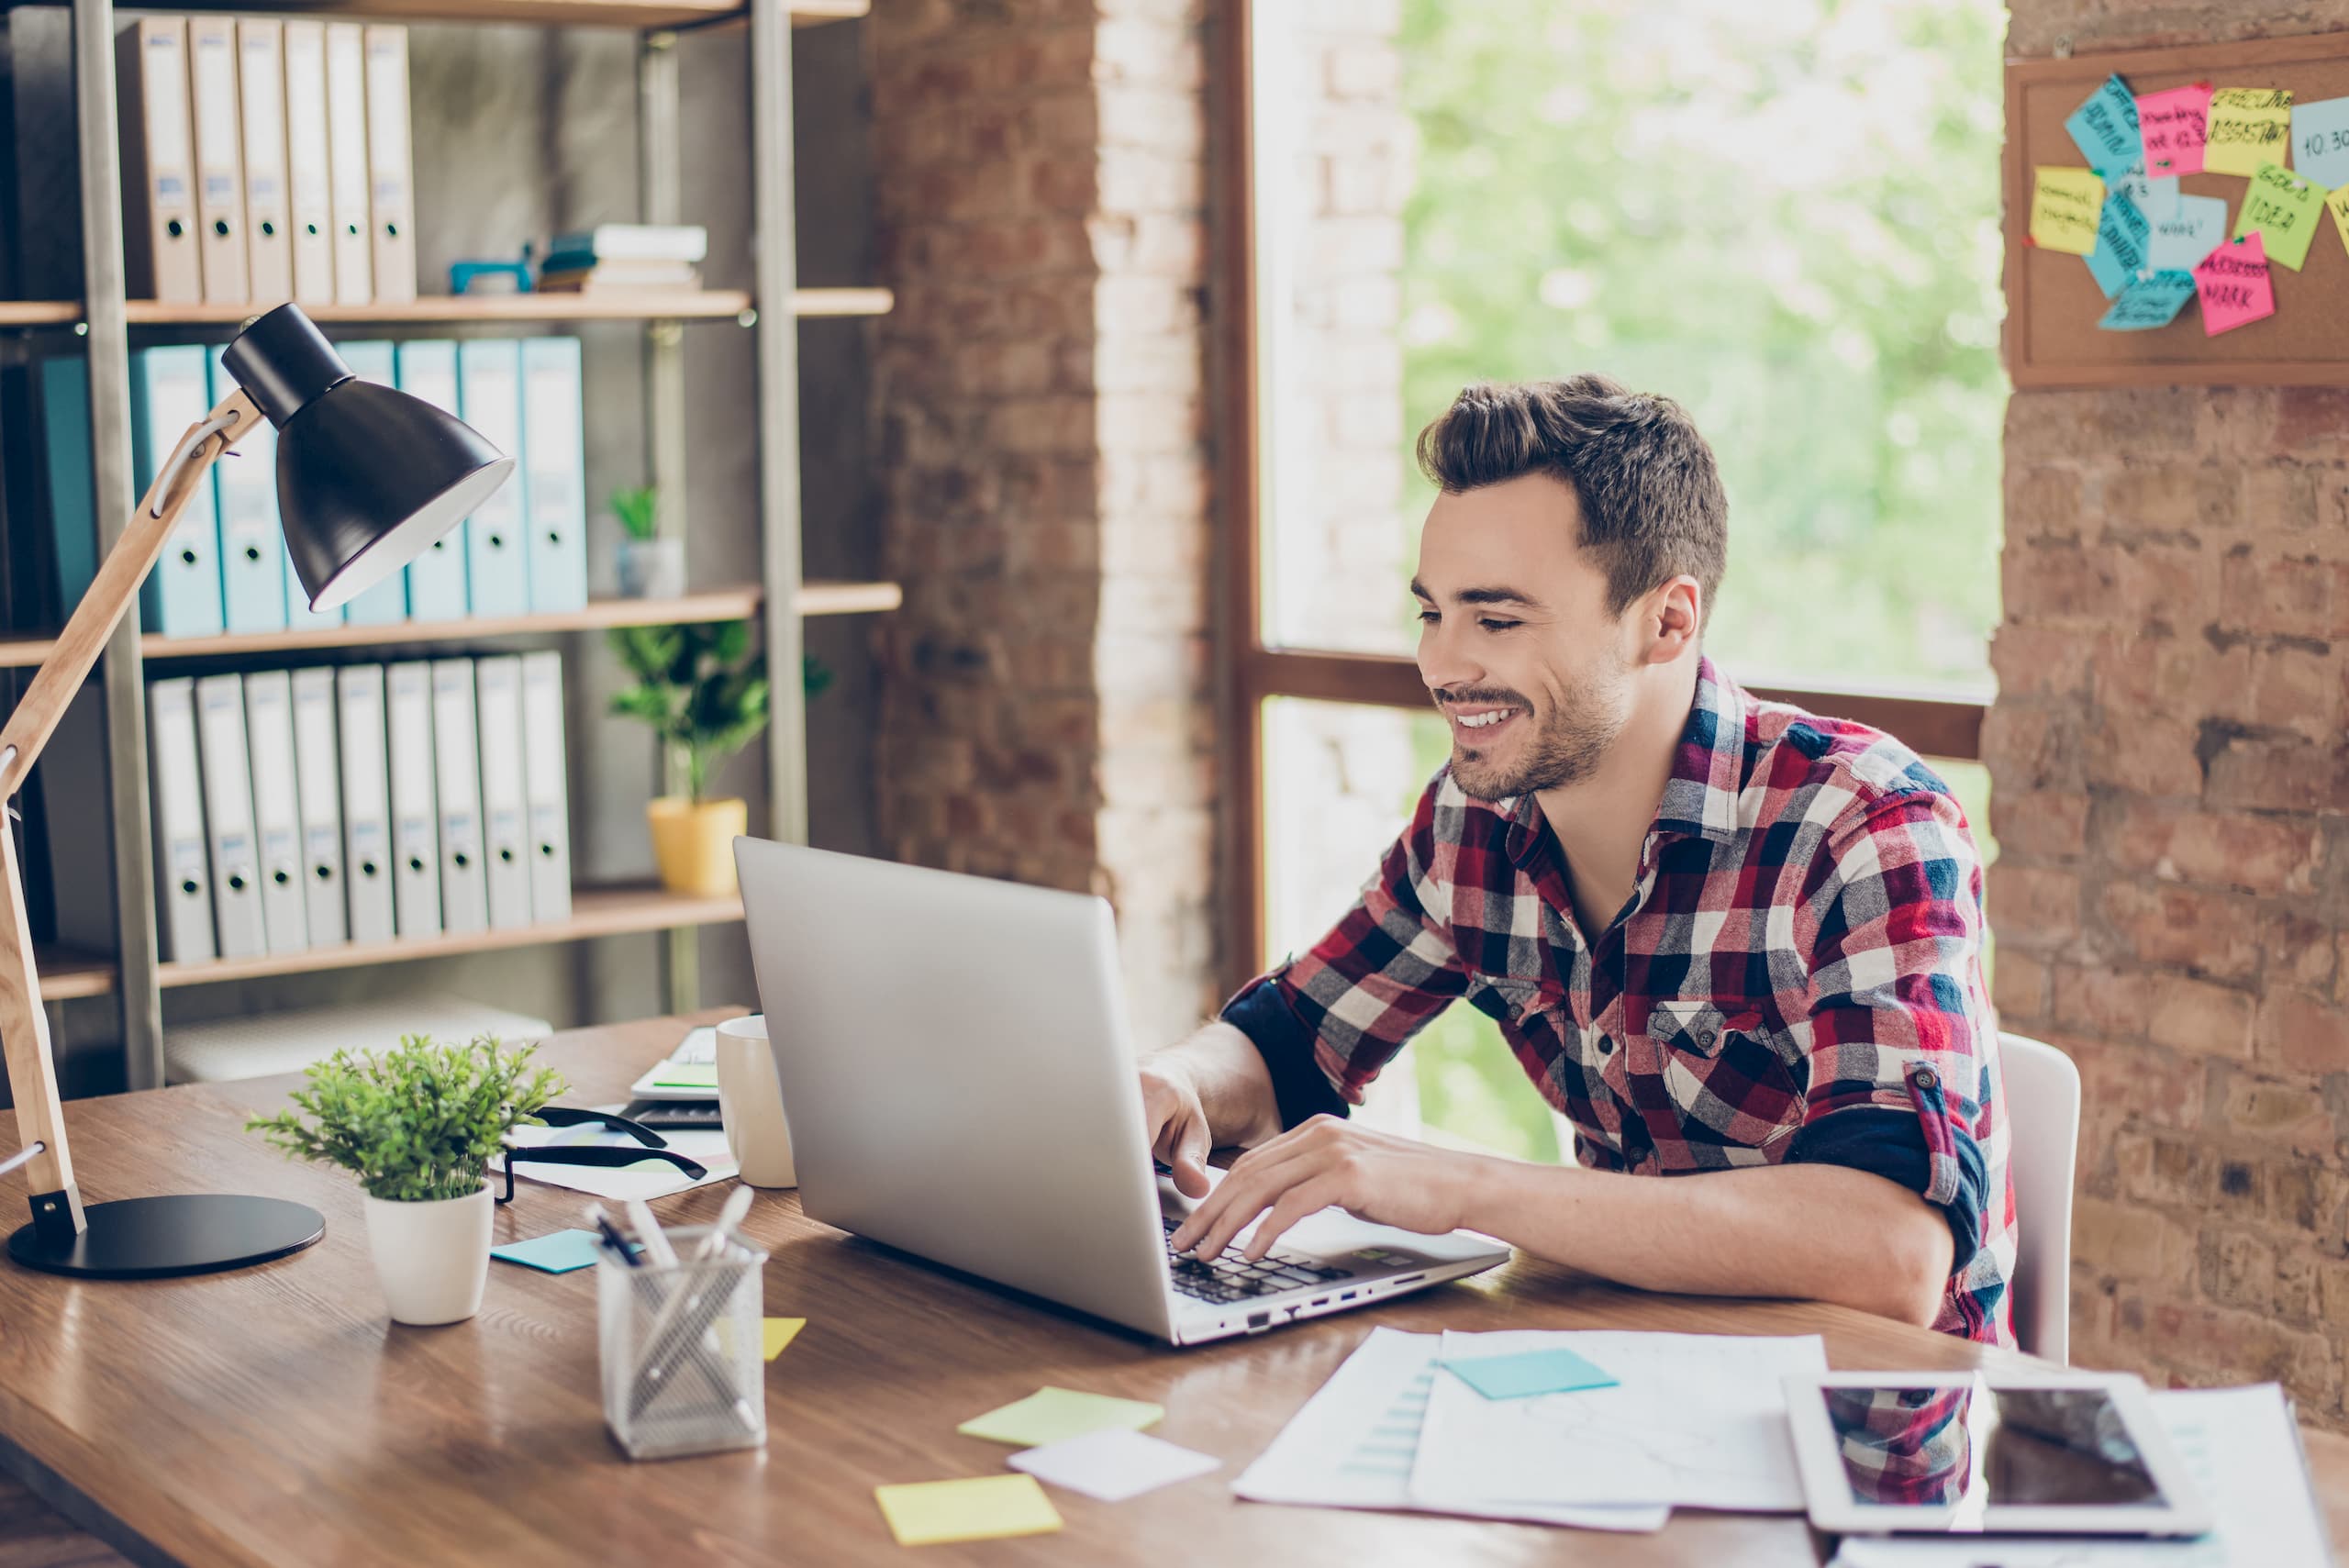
[1993,6,2349,1420]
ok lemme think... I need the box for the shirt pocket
[1641,999,1799,1156]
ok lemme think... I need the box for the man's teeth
[1459,710,1511,728]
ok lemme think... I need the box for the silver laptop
[734,837,1509,1345]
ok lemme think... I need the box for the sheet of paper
[2234,161,2324,271]
[1010,1429,1221,1502]
[874,1475,1062,1546]
[2138,83,2212,175]
[489,1229,606,1273]
[2194,232,2277,336]
[2292,94,2349,189]
[1410,1329,1827,1512]
[489,1106,738,1202]
[1230,1327,1669,1532]
[1445,1345,1619,1400]
[2029,167,2105,255]
[1828,1385,2328,1568]
[959,1386,1164,1447]
[2066,72,2142,172]
[2203,87,2292,177]
[2099,269,2199,330]
[2111,167,2181,221]
[2148,192,2229,271]
[2087,190,2154,296]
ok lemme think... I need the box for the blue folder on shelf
[207,346,287,635]
[520,336,587,614]
[396,339,470,622]
[128,345,227,639]
[37,356,98,614]
[457,339,530,617]
[330,340,402,628]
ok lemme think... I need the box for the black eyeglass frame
[495,1107,707,1204]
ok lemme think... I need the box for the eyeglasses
[495,1106,709,1205]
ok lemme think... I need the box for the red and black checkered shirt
[1223,659,2016,1346]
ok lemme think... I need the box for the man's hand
[1140,1056,1216,1199]
[1167,1116,1486,1262]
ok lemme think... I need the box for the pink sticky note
[2193,231,2276,336]
[2138,82,2213,175]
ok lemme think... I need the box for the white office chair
[1998,1031,2081,1363]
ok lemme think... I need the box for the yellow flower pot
[647,795,748,897]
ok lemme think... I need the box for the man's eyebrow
[1408,578,1542,609]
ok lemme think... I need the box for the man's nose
[1417,619,1482,698]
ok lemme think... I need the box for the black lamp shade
[222,304,515,612]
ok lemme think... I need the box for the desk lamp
[0,302,514,1277]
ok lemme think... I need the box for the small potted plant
[247,1035,566,1327]
[610,619,774,896]
[612,484,685,599]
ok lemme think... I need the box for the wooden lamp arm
[0,386,262,1242]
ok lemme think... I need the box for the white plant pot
[362,1183,495,1327]
[616,537,685,599]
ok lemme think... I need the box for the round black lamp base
[6,1195,325,1279]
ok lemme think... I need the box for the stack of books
[536,224,707,294]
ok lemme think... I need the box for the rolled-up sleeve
[1219,774,1468,1129]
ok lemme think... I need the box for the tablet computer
[1784,1371,2212,1538]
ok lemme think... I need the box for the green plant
[609,484,660,542]
[246,1035,566,1203]
[608,619,772,803]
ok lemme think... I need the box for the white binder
[519,651,572,923]
[193,673,267,960]
[323,22,372,305]
[429,660,489,935]
[384,662,440,937]
[186,17,249,306]
[290,668,349,947]
[147,678,217,963]
[236,20,293,305]
[335,665,396,945]
[242,671,310,955]
[116,17,202,304]
[281,20,334,305]
[473,655,532,930]
[361,27,415,304]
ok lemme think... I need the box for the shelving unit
[3,0,885,1088]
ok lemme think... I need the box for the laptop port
[1394,1274,1425,1288]
[1245,1311,1271,1331]
[1310,1297,1329,1307]
[1340,1290,1356,1301]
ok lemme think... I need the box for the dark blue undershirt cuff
[1219,979,1349,1130]
[1787,1106,1983,1268]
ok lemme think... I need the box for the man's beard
[1442,661,1628,801]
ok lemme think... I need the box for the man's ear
[1637,575,1703,665]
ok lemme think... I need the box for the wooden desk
[0,1012,2336,1567]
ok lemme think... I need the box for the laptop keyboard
[1163,1216,1356,1304]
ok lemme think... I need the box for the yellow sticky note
[957,1386,1164,1447]
[2029,166,2104,255]
[2236,161,2325,270]
[761,1317,804,1360]
[874,1475,1063,1547]
[2204,87,2292,177]
[2327,183,2349,262]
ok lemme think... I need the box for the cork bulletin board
[2006,33,2349,388]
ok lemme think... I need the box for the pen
[588,1205,641,1267]
[625,1198,679,1269]
[696,1186,753,1261]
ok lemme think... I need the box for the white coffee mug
[715,1014,796,1188]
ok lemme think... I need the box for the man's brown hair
[1414,375,1728,626]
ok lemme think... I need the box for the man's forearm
[1144,1020,1286,1149]
[1453,1156,1955,1328]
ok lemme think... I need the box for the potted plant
[611,484,685,599]
[610,619,774,896]
[247,1035,566,1327]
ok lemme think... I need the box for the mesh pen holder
[597,1226,768,1461]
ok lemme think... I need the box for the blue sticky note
[2065,72,2142,172]
[2291,94,2349,190]
[2146,193,2229,272]
[2086,191,2152,298]
[490,1229,609,1274]
[2098,269,2198,331]
[2110,167,2179,222]
[1443,1346,1620,1400]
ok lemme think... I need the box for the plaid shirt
[1224,659,2015,1346]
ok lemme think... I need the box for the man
[1148,374,2013,1345]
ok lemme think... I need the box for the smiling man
[1145,374,2014,1345]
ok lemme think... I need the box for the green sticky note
[650,1062,719,1090]
[874,1475,1062,1547]
[489,1229,607,1273]
[956,1386,1163,1447]
[2235,161,2325,271]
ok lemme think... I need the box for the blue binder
[206,347,287,634]
[520,337,587,613]
[330,340,402,628]
[457,339,529,617]
[395,339,470,622]
[128,346,227,638]
[37,356,98,614]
